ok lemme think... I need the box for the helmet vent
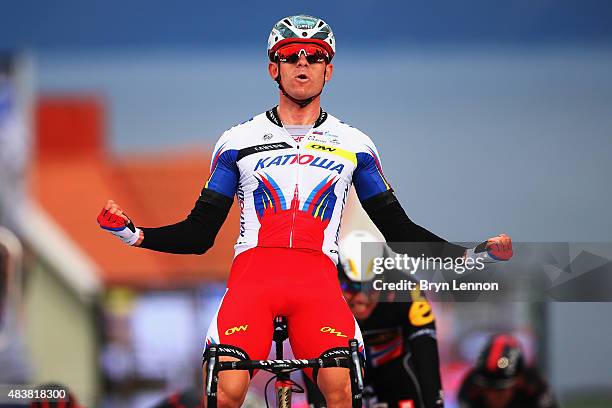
[318,21,324,27]
[284,19,291,26]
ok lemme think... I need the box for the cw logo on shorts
[320,326,348,337]
[224,325,249,336]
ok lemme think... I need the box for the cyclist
[97,14,513,408]
[458,334,557,408]
[305,231,444,408]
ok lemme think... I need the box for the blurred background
[1,1,612,407]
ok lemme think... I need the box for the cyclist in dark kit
[306,231,444,408]
[458,334,557,408]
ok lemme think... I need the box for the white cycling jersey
[205,107,392,264]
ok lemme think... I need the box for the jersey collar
[266,106,328,129]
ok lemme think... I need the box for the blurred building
[12,94,242,406]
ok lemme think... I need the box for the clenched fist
[465,233,513,263]
[97,200,143,246]
[484,233,513,261]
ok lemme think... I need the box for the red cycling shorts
[204,247,364,375]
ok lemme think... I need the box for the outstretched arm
[352,145,513,261]
[361,190,467,258]
[98,130,239,255]
[140,189,232,254]
[97,188,232,255]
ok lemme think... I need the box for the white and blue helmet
[339,230,387,283]
[268,15,336,62]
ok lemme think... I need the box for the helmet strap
[275,61,326,108]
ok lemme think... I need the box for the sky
[2,0,612,51]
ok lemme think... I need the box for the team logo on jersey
[408,300,435,326]
[237,142,292,161]
[253,172,288,217]
[263,133,273,141]
[254,153,345,174]
[303,175,339,221]
[305,143,357,164]
[292,136,304,143]
[253,173,339,224]
[308,136,340,145]
[309,130,340,145]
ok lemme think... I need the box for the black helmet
[474,334,525,389]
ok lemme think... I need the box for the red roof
[30,96,238,288]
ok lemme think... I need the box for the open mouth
[296,74,309,81]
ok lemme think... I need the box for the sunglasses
[340,280,361,294]
[340,280,377,295]
[276,44,329,64]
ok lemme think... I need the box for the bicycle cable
[263,369,305,408]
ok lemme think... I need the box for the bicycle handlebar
[206,340,363,408]
[216,357,351,372]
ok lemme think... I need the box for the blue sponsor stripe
[206,149,239,198]
[366,146,390,189]
[263,172,287,210]
[354,152,390,201]
[321,190,337,221]
[302,175,331,211]
[210,141,227,171]
[312,184,337,220]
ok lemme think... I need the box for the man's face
[268,44,333,100]
[342,290,380,320]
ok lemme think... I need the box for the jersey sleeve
[352,136,393,202]
[205,131,240,199]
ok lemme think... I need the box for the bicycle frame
[273,316,292,408]
[205,316,364,408]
